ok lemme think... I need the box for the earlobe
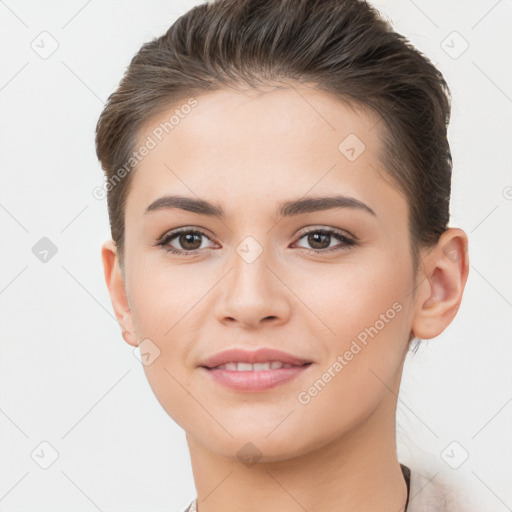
[101,240,138,347]
[411,228,469,340]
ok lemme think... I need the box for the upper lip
[199,348,312,369]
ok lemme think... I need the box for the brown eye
[294,228,356,253]
[177,232,203,251]
[306,232,331,250]
[158,229,215,254]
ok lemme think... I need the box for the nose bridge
[215,233,290,327]
[232,236,272,293]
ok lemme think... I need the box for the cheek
[296,256,412,390]
[290,270,411,445]
[125,258,216,425]
[294,252,410,340]
[126,253,212,338]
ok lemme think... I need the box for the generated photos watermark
[92,97,198,200]
[297,301,403,405]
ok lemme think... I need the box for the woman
[96,0,469,510]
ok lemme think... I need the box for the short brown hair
[95,0,452,272]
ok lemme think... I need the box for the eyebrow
[145,194,376,218]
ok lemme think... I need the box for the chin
[209,435,310,465]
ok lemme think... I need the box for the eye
[157,226,357,256]
[293,227,357,254]
[157,228,216,254]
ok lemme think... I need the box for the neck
[186,382,408,512]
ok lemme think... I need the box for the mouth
[205,361,312,371]
[199,347,312,370]
[199,347,314,392]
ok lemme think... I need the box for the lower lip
[201,364,312,392]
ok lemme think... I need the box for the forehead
[126,84,406,222]
[138,84,378,162]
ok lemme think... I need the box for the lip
[199,347,312,369]
[199,347,313,392]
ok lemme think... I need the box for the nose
[214,243,292,330]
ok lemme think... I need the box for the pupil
[181,233,201,250]
[309,232,330,249]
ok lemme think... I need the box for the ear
[101,239,138,347]
[411,228,469,340]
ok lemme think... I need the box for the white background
[0,0,511,510]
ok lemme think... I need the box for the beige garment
[406,467,471,512]
[180,465,466,512]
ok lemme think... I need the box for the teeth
[237,362,253,371]
[253,362,270,371]
[214,361,296,371]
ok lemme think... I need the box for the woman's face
[117,84,420,461]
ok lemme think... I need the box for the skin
[102,83,469,512]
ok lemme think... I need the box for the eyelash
[156,227,357,256]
